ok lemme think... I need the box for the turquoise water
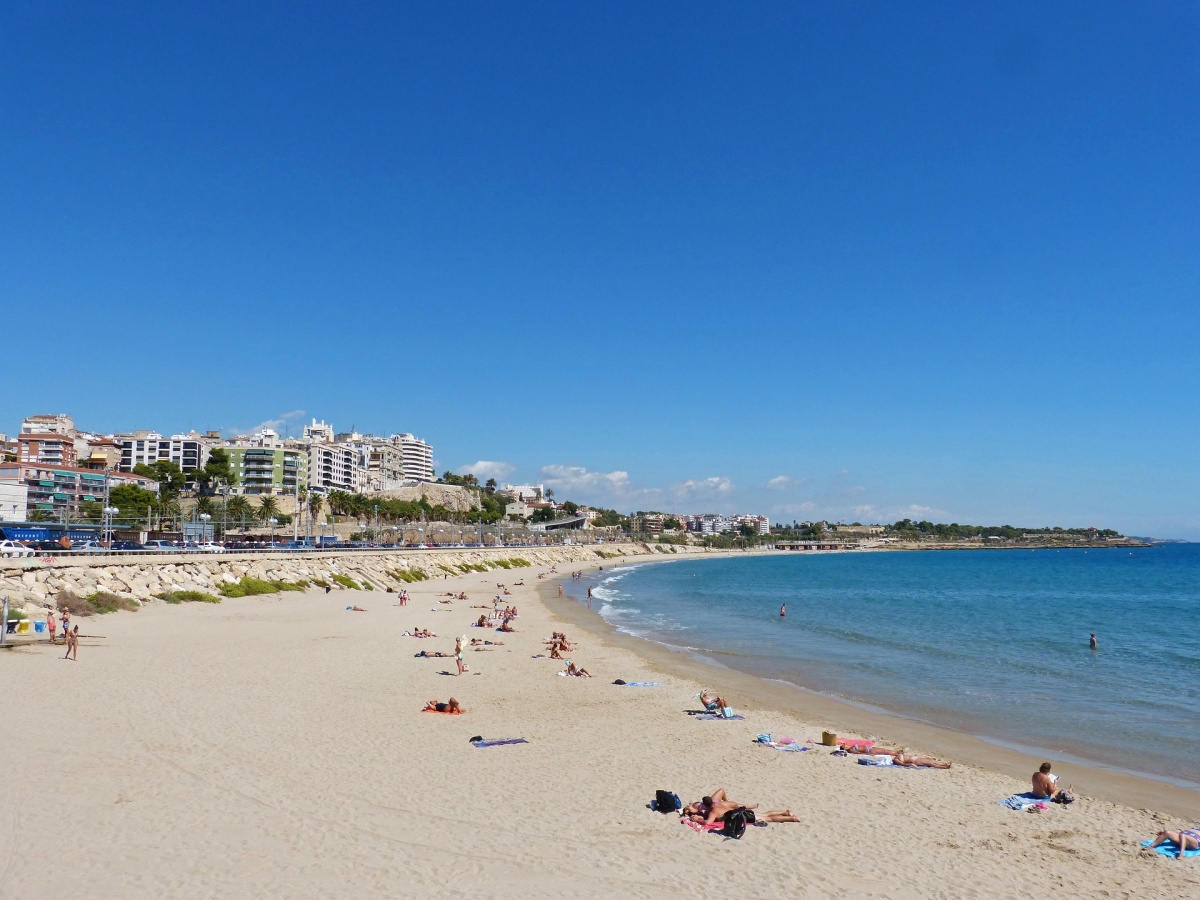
[567,545,1200,789]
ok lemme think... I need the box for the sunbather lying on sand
[843,746,952,768]
[682,790,757,827]
[404,629,437,638]
[423,698,463,713]
[470,638,503,646]
[415,651,455,658]
[1144,827,1200,859]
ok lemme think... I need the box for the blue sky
[2,3,1197,536]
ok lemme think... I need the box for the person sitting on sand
[476,615,489,628]
[564,661,591,677]
[549,645,564,660]
[1032,762,1068,800]
[499,620,515,633]
[699,690,720,711]
[423,698,463,713]
[1144,827,1200,860]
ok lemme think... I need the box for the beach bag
[722,807,754,839]
[654,790,681,813]
[1054,790,1075,805]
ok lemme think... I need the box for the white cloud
[766,475,808,491]
[540,465,631,492]
[457,460,515,481]
[673,476,733,499]
[227,409,306,437]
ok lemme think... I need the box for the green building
[226,447,307,497]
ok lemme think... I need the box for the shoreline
[3,548,1197,896]
[546,552,1200,820]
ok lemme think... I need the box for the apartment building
[0,462,158,520]
[225,446,307,496]
[18,432,78,467]
[115,431,220,475]
[394,433,434,483]
[0,481,28,522]
[307,442,364,494]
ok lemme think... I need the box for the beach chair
[16,620,31,635]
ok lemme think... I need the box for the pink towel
[681,818,724,833]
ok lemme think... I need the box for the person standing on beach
[46,607,57,643]
[455,635,466,676]
[1090,633,1098,651]
[62,625,78,661]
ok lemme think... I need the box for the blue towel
[694,714,745,721]
[999,792,1049,811]
[1141,839,1200,858]
[770,743,810,752]
[471,738,529,748]
[621,681,661,687]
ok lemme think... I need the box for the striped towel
[471,738,529,748]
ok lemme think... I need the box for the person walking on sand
[62,625,78,661]
[1090,633,1098,651]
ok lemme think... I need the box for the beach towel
[999,792,1050,811]
[1141,839,1200,859]
[681,818,724,833]
[421,708,464,715]
[621,681,661,687]
[693,714,745,721]
[838,739,875,751]
[470,738,529,748]
[857,755,896,766]
[763,742,810,752]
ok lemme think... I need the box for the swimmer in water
[1090,632,1098,651]
[780,603,786,618]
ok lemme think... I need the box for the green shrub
[311,579,329,588]
[362,581,374,590]
[157,590,222,604]
[511,558,532,568]
[219,576,284,598]
[273,581,307,592]
[494,559,512,569]
[331,573,360,590]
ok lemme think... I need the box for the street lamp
[199,512,212,544]
[102,506,119,545]
[269,517,279,545]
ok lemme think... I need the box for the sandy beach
[2,552,1197,898]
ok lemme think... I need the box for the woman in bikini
[1146,827,1199,859]
[423,698,463,713]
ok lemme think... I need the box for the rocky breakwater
[0,543,684,616]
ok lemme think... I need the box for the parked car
[31,541,66,552]
[144,540,179,552]
[192,542,226,553]
[0,540,35,558]
[110,540,146,551]
[73,541,108,553]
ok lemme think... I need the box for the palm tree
[227,496,251,532]
[194,495,214,516]
[257,495,281,524]
[307,493,324,526]
[157,498,182,532]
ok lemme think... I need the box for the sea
[563,544,1200,790]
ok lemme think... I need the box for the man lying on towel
[681,790,800,826]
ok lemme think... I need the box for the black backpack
[722,806,755,839]
[654,790,682,813]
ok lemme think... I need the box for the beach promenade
[2,554,1196,898]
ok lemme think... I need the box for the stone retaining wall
[0,543,700,615]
